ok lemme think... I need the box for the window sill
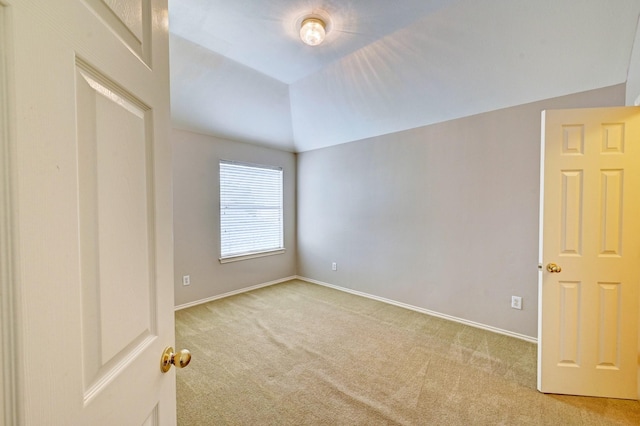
[219,248,286,264]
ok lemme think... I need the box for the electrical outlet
[182,275,191,286]
[511,296,522,310]
[332,262,337,271]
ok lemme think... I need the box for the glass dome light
[300,18,326,46]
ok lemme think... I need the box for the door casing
[0,3,18,423]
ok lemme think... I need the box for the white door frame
[0,2,18,423]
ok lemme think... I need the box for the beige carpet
[175,279,640,425]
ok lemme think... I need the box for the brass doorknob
[546,263,562,273]
[160,346,191,373]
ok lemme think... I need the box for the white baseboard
[174,276,297,311]
[296,276,538,344]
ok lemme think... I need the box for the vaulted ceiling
[169,0,640,153]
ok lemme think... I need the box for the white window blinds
[219,160,283,259]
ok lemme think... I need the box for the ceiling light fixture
[300,17,326,46]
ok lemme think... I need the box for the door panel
[84,0,153,65]
[8,0,176,423]
[538,107,640,399]
[560,170,583,255]
[557,280,580,366]
[76,60,157,402]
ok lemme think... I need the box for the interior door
[6,0,179,423]
[538,107,640,399]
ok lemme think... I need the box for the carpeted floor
[175,279,640,425]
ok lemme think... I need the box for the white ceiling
[169,0,640,153]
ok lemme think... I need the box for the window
[219,160,284,262]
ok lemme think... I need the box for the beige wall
[627,17,640,105]
[297,84,626,339]
[172,129,297,306]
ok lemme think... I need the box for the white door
[538,107,640,399]
[3,0,180,423]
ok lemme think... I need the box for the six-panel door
[539,107,640,399]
